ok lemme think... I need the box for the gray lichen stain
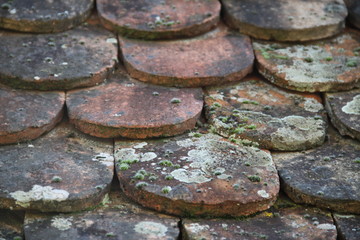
[115,147,157,162]
[134,221,168,237]
[92,152,114,167]
[271,115,326,151]
[253,35,359,89]
[10,185,69,208]
[51,217,73,231]
[342,94,360,115]
[171,134,272,184]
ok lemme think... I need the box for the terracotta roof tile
[0,0,94,33]
[97,0,220,40]
[222,0,347,42]
[0,1,359,237]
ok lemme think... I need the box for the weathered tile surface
[0,85,64,145]
[0,24,117,90]
[273,127,360,214]
[0,210,24,240]
[67,71,203,139]
[204,75,327,151]
[0,121,113,212]
[222,0,347,41]
[253,31,360,92]
[0,0,93,33]
[325,88,360,140]
[183,207,336,240]
[345,0,360,29]
[97,0,220,40]
[24,190,180,240]
[115,133,279,217]
[334,214,360,240]
[120,26,254,87]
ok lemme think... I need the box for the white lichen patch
[92,153,114,167]
[51,217,73,231]
[115,148,157,162]
[10,185,69,208]
[106,38,117,44]
[134,221,168,237]
[316,223,336,230]
[170,169,212,184]
[187,223,210,233]
[342,95,360,115]
[173,134,273,183]
[271,116,325,150]
[304,98,324,113]
[133,142,148,149]
[257,190,270,198]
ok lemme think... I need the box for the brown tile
[183,207,336,240]
[0,85,64,145]
[273,127,360,214]
[204,75,327,151]
[253,31,360,92]
[0,24,117,90]
[97,0,220,40]
[0,0,93,33]
[24,190,180,240]
[325,86,360,141]
[119,26,254,87]
[0,121,113,212]
[0,210,24,240]
[222,0,347,41]
[334,214,360,240]
[67,71,203,139]
[345,0,360,29]
[114,133,279,217]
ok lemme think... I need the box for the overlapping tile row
[0,0,360,238]
[183,204,337,240]
[24,191,180,240]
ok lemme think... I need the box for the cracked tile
[23,190,180,240]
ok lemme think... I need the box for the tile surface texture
[97,0,220,39]
[0,0,94,33]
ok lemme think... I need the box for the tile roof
[0,0,359,239]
